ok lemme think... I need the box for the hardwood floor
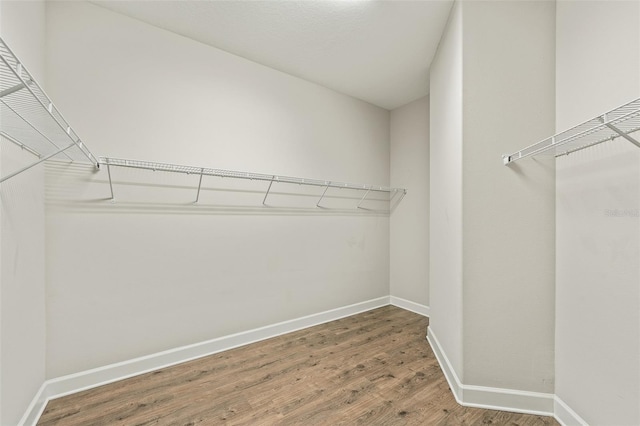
[39,306,559,425]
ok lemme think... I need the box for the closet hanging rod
[502,97,640,165]
[99,157,406,194]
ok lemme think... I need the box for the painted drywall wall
[462,0,555,393]
[429,0,555,396]
[429,1,464,381]
[555,1,640,424]
[0,2,47,424]
[390,96,429,307]
[44,2,391,378]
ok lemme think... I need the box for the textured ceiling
[91,1,453,110]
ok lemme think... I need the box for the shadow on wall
[44,161,404,216]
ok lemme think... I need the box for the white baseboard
[22,298,582,426]
[19,296,390,426]
[389,296,430,317]
[554,396,589,426]
[18,383,48,426]
[427,327,555,417]
[427,326,464,403]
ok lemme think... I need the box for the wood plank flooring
[38,306,559,425]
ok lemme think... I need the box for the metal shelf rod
[556,135,615,158]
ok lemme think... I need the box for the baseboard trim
[554,396,589,426]
[389,296,430,317]
[19,296,390,426]
[22,298,576,425]
[18,383,48,426]
[427,327,554,417]
[426,326,464,404]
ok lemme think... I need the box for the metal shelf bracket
[263,175,275,205]
[601,113,640,149]
[195,168,204,203]
[316,183,330,207]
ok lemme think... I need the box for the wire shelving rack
[0,37,99,183]
[0,36,406,212]
[99,157,406,209]
[503,97,640,165]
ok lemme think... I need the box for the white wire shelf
[0,36,99,183]
[503,97,640,165]
[100,156,406,209]
[0,35,404,212]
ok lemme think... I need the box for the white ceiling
[91,1,453,110]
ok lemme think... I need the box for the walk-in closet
[1,1,638,425]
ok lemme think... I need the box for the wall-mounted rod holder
[503,97,640,165]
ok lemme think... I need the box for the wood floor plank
[38,306,559,426]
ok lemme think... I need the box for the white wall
[555,1,640,424]
[0,2,47,424]
[462,0,556,393]
[44,2,391,378]
[429,1,464,380]
[429,0,555,397]
[390,96,429,307]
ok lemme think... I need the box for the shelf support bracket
[106,163,114,200]
[263,175,275,205]
[357,188,371,209]
[0,80,31,98]
[0,131,40,157]
[195,168,204,203]
[0,142,75,183]
[388,188,399,203]
[316,183,330,207]
[603,118,640,149]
